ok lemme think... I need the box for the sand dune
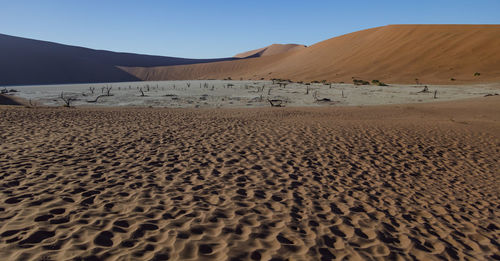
[3,25,500,86]
[0,34,238,86]
[0,94,25,106]
[123,25,500,84]
[234,44,306,58]
[1,96,499,260]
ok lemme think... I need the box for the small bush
[353,79,370,85]
[450,78,456,81]
[474,72,481,76]
[372,80,388,86]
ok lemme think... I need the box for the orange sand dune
[122,25,500,84]
[234,44,306,58]
[0,97,499,260]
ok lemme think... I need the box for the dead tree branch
[60,92,76,107]
[268,99,284,107]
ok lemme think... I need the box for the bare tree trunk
[60,92,75,107]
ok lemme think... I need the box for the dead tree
[279,82,288,88]
[417,86,430,93]
[60,92,76,107]
[89,87,95,94]
[28,99,37,108]
[268,99,284,107]
[105,86,112,96]
[342,90,346,98]
[187,83,191,88]
[313,91,332,102]
[139,88,146,97]
[306,84,310,95]
[87,95,105,103]
[434,90,438,99]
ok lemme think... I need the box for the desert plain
[4,80,500,108]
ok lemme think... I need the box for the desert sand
[122,25,500,84]
[0,96,499,260]
[0,33,238,86]
[3,25,500,87]
[234,44,306,58]
[0,94,24,106]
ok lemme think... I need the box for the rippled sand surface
[0,97,499,260]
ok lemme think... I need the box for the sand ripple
[0,99,499,260]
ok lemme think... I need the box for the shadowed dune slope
[0,96,499,260]
[0,94,24,106]
[123,25,500,84]
[0,34,238,86]
[234,44,306,58]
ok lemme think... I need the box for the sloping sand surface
[234,44,306,58]
[0,97,499,260]
[0,94,24,106]
[0,34,238,86]
[123,25,500,84]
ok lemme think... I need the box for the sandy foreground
[0,97,499,260]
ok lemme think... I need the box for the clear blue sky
[1,0,499,58]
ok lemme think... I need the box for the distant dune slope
[234,44,306,58]
[123,25,500,84]
[0,94,24,106]
[0,34,238,86]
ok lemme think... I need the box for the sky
[1,0,499,58]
